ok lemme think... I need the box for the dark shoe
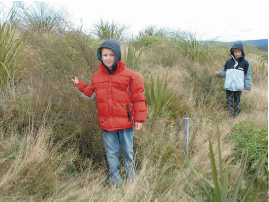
[234,111,240,118]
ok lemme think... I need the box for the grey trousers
[226,90,242,117]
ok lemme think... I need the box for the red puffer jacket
[76,60,147,131]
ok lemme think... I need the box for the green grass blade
[221,164,229,202]
[174,154,202,200]
[186,158,213,202]
[241,154,267,201]
[209,140,221,202]
[231,156,247,202]
[217,124,224,185]
[248,179,262,202]
[199,175,214,189]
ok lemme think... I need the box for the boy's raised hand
[71,76,79,85]
[214,71,220,76]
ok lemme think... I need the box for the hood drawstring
[231,55,238,68]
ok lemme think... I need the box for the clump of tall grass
[0,10,26,88]
[0,122,78,200]
[135,29,214,65]
[92,19,128,41]
[173,32,214,64]
[138,26,167,38]
[258,52,268,75]
[19,1,68,34]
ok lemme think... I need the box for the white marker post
[183,118,190,156]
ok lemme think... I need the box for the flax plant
[144,75,173,117]
[123,41,142,70]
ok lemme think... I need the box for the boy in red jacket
[71,39,147,187]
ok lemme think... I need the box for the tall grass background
[0,2,268,201]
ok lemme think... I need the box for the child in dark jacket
[71,39,147,187]
[215,43,252,117]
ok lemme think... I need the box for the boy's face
[233,49,242,59]
[101,48,115,69]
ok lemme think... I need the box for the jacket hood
[97,39,122,74]
[230,43,245,58]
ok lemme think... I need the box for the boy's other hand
[243,89,249,94]
[214,71,220,76]
[71,76,79,85]
[135,122,142,131]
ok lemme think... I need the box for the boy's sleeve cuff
[75,80,85,91]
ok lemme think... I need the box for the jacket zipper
[109,75,112,128]
[126,105,131,122]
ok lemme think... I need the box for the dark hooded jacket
[218,43,252,91]
[76,39,147,131]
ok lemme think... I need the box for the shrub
[230,121,268,176]
[27,32,105,168]
[182,62,223,107]
[146,43,180,67]
[1,22,104,169]
[134,26,166,48]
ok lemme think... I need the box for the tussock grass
[92,19,128,41]
[0,11,26,87]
